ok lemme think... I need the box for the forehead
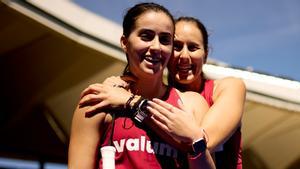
[175,21,203,42]
[134,11,174,34]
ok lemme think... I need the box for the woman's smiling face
[168,21,207,84]
[121,11,174,79]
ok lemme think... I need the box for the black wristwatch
[189,128,208,157]
[133,99,149,123]
[189,137,207,157]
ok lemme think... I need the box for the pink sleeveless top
[98,87,188,169]
[201,79,243,169]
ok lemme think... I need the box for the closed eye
[159,33,172,45]
[139,29,155,41]
[174,41,183,51]
[188,44,201,52]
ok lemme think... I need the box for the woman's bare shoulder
[214,76,245,90]
[175,89,208,110]
[71,105,111,133]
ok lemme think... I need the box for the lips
[144,55,161,64]
[177,64,193,73]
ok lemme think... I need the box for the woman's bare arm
[68,104,108,169]
[201,77,246,152]
[180,91,215,169]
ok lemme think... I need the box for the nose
[149,36,161,52]
[179,46,190,63]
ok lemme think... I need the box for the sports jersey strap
[200,79,214,107]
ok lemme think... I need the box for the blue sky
[73,0,300,81]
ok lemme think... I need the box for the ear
[120,35,128,53]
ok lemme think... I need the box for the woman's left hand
[147,98,202,144]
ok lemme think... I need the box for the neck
[131,75,167,99]
[175,75,204,92]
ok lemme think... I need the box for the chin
[143,63,164,73]
[176,75,195,84]
[142,69,163,78]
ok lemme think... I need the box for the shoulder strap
[165,87,181,108]
[200,79,214,107]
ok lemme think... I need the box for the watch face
[133,99,149,123]
[192,138,207,154]
[140,99,148,111]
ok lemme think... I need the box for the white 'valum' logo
[113,136,178,158]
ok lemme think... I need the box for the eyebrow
[139,28,172,35]
[188,41,200,46]
[160,32,172,37]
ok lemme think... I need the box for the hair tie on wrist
[125,94,135,110]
